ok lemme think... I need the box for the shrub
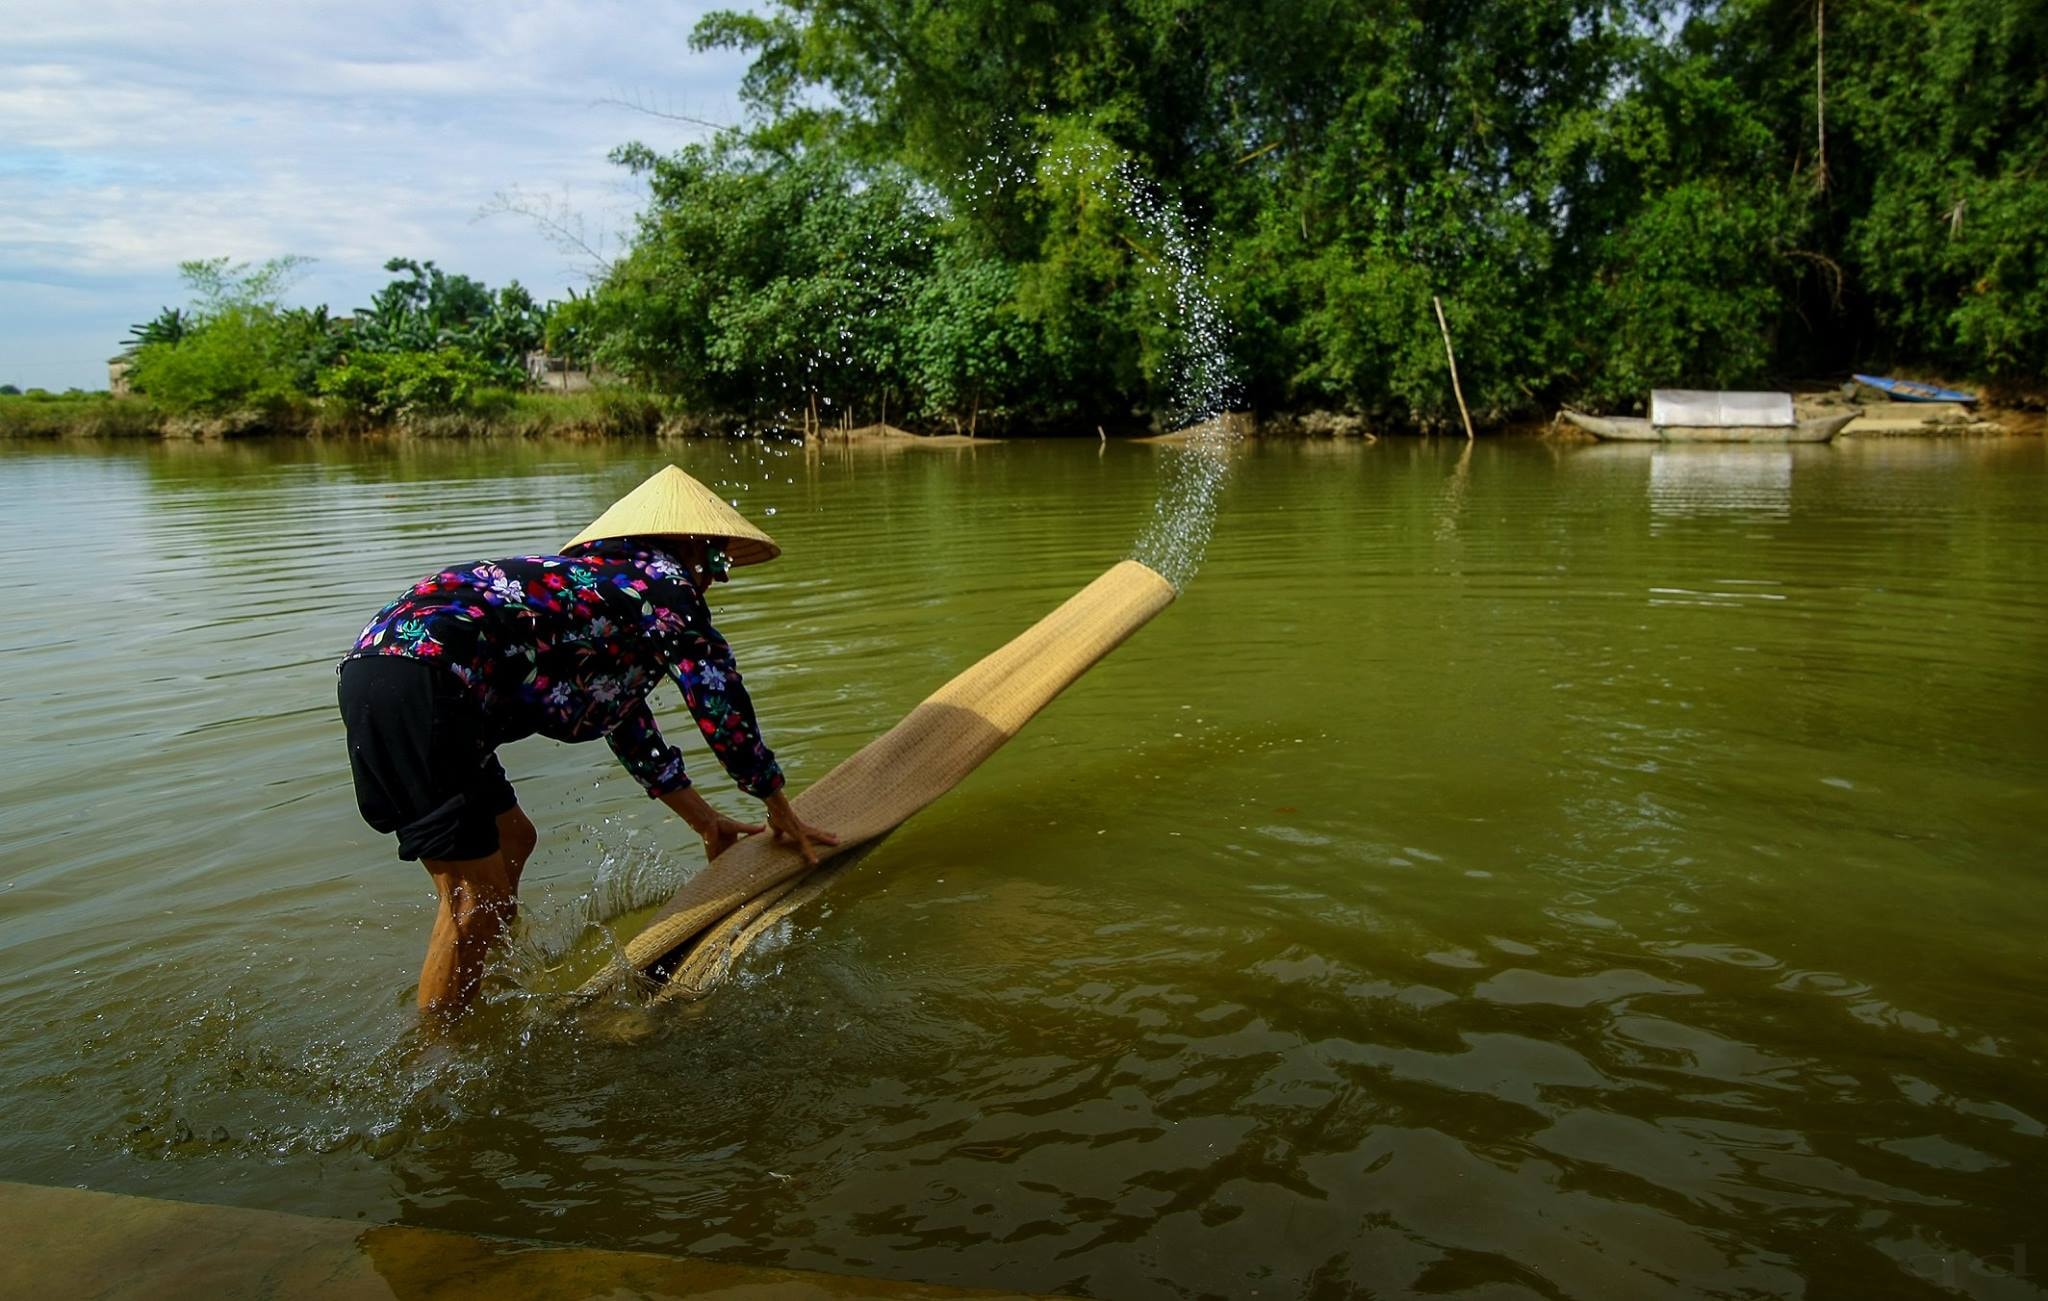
[316,349,511,421]
[122,258,321,414]
[0,393,163,438]
[126,304,302,414]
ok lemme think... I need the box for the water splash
[757,125,1243,586]
[968,138,1242,588]
[1131,427,1236,591]
[499,817,689,969]
[1113,165,1241,589]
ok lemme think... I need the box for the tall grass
[0,393,165,439]
[0,387,705,441]
[393,388,683,439]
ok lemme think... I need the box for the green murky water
[2,435,2043,1299]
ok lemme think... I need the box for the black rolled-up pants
[337,656,516,862]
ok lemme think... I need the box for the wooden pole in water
[1433,295,1476,441]
[1814,0,1829,191]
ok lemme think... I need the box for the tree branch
[595,92,736,135]
[476,188,617,280]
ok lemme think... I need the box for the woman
[337,465,837,1019]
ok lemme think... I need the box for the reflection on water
[1648,446,1794,518]
[1,436,2045,1299]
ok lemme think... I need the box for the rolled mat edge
[577,559,1176,1002]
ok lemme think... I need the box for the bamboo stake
[1814,0,1829,192]
[1433,295,1476,441]
[1233,139,1284,167]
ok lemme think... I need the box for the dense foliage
[351,258,547,383]
[122,257,561,420]
[125,259,316,414]
[315,348,509,421]
[576,0,2045,429]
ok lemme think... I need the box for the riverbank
[3,388,2039,443]
[0,389,682,442]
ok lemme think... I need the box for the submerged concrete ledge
[0,1180,1056,1300]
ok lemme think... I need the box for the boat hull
[1562,410,1852,443]
[1851,373,1977,404]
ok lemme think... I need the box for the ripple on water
[1,438,2045,1298]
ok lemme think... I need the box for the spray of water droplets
[752,127,1242,588]
[972,137,1242,589]
[1112,165,1241,589]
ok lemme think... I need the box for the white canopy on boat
[1650,389,1795,428]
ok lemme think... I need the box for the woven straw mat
[581,559,1176,1002]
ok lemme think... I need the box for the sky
[1,1,754,391]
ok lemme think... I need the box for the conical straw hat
[565,465,780,567]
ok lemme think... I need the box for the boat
[1561,409,1853,443]
[1852,374,1977,404]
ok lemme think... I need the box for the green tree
[351,258,544,382]
[543,289,597,371]
[587,138,935,420]
[905,246,1042,431]
[316,349,507,420]
[1828,0,2048,380]
[123,308,193,349]
[579,0,2046,430]
[124,258,315,413]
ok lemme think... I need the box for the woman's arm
[659,785,837,865]
[638,563,839,860]
[665,658,785,799]
[604,699,690,796]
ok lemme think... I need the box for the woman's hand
[700,811,767,861]
[661,787,838,864]
[761,791,840,866]
[659,787,765,861]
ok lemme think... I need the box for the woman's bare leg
[496,805,537,894]
[418,851,515,1019]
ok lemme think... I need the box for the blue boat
[1853,373,1978,404]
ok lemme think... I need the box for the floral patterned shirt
[341,540,783,800]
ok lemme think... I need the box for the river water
[1,435,2043,1299]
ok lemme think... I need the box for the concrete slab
[1841,415,2006,436]
[0,1181,1058,1300]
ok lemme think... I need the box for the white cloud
[0,0,756,389]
